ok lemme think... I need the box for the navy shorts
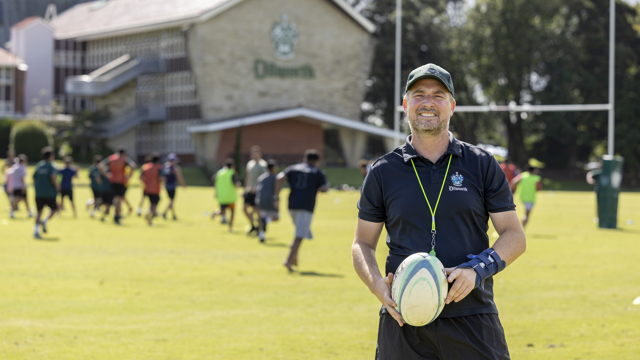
[91,188,101,201]
[166,188,176,200]
[111,183,126,197]
[376,308,510,360]
[60,188,73,201]
[102,191,114,205]
[12,188,26,198]
[243,192,256,206]
[145,193,160,205]
[36,197,58,212]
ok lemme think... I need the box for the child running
[255,159,279,243]
[136,155,151,216]
[58,156,78,218]
[33,147,59,239]
[510,165,542,228]
[8,155,32,218]
[161,153,186,220]
[211,158,240,232]
[140,154,164,226]
[88,155,103,217]
[98,163,114,222]
[3,149,15,209]
[99,147,136,224]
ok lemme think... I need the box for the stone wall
[188,0,375,122]
[92,80,136,118]
[93,80,138,159]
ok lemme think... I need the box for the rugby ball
[391,252,448,326]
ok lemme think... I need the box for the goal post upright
[607,0,616,156]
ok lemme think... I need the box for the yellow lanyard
[410,155,452,256]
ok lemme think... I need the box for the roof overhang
[187,107,401,141]
[54,0,375,41]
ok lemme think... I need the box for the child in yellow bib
[510,165,541,228]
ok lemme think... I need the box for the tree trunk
[503,112,527,168]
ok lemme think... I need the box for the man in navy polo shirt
[352,63,526,359]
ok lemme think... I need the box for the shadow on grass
[594,227,640,234]
[296,271,345,278]
[618,228,640,234]
[530,233,558,240]
[262,242,288,248]
[34,236,60,242]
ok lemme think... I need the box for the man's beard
[409,112,449,137]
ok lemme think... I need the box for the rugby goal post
[393,0,617,156]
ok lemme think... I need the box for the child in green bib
[510,165,542,228]
[211,159,240,231]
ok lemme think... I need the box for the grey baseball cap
[405,63,454,97]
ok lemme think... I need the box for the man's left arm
[273,172,287,208]
[317,171,329,193]
[445,210,526,304]
[175,165,186,188]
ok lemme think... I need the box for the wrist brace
[456,248,506,289]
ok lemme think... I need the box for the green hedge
[0,118,15,157]
[10,121,53,163]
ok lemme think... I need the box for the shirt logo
[451,172,464,186]
[450,172,468,192]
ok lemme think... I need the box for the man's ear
[402,97,407,115]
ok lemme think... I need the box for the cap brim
[406,75,453,95]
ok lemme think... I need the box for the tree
[356,0,640,181]
[462,0,575,167]
[525,0,640,180]
[357,0,499,146]
[52,109,111,162]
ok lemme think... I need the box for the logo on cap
[427,69,440,75]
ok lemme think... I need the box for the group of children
[210,146,329,273]
[87,149,186,226]
[211,154,279,243]
[2,147,187,238]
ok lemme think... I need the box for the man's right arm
[98,159,109,177]
[49,167,59,192]
[352,218,404,327]
[273,172,286,209]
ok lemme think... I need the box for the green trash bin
[594,155,624,229]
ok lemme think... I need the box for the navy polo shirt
[358,133,515,318]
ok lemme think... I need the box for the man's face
[250,150,262,160]
[403,78,455,136]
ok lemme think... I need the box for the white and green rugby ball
[391,252,448,326]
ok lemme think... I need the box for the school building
[0,47,26,118]
[9,0,400,170]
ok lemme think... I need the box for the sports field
[1,178,639,359]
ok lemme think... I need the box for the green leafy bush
[0,118,15,156]
[10,121,53,163]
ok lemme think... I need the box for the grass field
[1,180,639,359]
